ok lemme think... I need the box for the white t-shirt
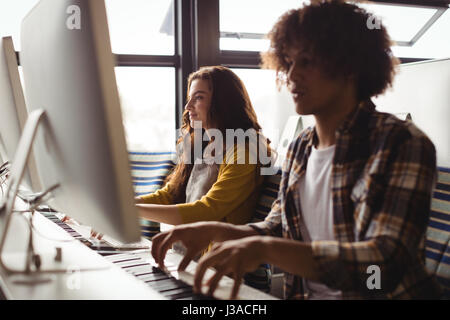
[298,144,342,300]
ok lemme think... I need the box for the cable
[13,210,78,244]
[10,183,78,243]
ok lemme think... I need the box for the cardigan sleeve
[139,182,174,205]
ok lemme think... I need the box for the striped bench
[243,168,282,293]
[426,166,450,298]
[129,151,177,239]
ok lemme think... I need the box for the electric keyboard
[37,208,217,300]
[0,204,276,299]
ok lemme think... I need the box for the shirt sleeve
[176,144,261,224]
[139,183,174,205]
[247,194,283,237]
[310,128,437,294]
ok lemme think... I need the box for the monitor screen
[20,0,141,243]
[0,36,41,193]
[373,58,450,167]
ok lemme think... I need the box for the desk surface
[0,202,277,300]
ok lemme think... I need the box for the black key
[147,278,190,292]
[177,294,216,300]
[129,266,164,276]
[97,251,122,257]
[121,263,151,269]
[138,272,171,282]
[111,257,141,264]
[170,292,196,300]
[161,287,193,299]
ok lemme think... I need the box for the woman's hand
[193,235,267,299]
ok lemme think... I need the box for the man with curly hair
[150,0,442,299]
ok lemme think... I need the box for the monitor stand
[0,109,109,283]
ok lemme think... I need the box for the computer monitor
[373,58,450,167]
[18,0,141,243]
[0,36,41,192]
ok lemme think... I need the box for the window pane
[358,3,450,59]
[220,0,309,51]
[231,68,297,150]
[0,0,39,50]
[358,4,437,41]
[391,9,450,59]
[105,0,174,55]
[115,67,176,152]
[220,1,450,59]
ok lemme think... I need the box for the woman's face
[185,79,213,129]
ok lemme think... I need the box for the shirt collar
[301,99,375,150]
[336,99,375,135]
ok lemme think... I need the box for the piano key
[127,266,164,276]
[147,278,190,292]
[138,272,171,282]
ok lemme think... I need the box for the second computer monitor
[0,36,41,193]
[20,0,141,243]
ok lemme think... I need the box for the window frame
[14,0,449,134]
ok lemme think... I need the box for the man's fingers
[230,273,243,300]
[157,232,177,269]
[193,259,209,294]
[151,232,164,262]
[193,249,226,294]
[206,266,228,297]
[178,252,194,271]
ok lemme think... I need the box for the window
[231,68,297,149]
[105,0,177,152]
[219,0,450,58]
[219,0,309,52]
[105,0,174,55]
[357,2,450,59]
[115,67,176,152]
[7,0,450,155]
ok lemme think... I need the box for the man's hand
[151,221,258,272]
[151,221,225,271]
[194,236,267,299]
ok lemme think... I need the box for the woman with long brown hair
[135,66,272,227]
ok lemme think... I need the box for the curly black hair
[261,0,399,101]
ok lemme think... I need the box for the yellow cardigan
[139,144,264,225]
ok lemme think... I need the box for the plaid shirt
[249,100,442,299]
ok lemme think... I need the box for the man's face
[285,46,351,117]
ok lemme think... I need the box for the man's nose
[287,62,297,83]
